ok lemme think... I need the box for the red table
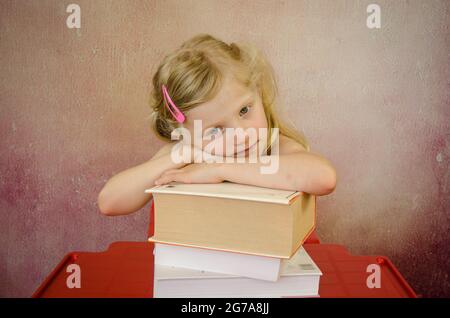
[32,241,417,298]
[33,202,417,298]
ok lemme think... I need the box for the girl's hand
[154,163,224,185]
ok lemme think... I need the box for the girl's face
[183,75,268,158]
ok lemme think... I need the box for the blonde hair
[148,34,310,154]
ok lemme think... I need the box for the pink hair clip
[162,84,185,124]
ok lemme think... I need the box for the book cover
[145,181,302,204]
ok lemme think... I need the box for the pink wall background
[1,0,449,297]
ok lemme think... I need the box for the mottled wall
[0,0,448,297]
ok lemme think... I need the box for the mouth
[234,140,259,156]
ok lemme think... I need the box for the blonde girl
[98,34,336,216]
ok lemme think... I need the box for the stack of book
[145,181,322,298]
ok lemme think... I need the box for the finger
[154,175,172,185]
[172,173,191,184]
[159,171,191,185]
[155,170,186,185]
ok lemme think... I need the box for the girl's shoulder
[278,134,308,155]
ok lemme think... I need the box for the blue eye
[239,105,251,116]
[205,127,223,137]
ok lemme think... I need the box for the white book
[154,246,322,298]
[154,243,282,282]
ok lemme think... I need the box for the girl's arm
[218,152,337,196]
[97,142,185,216]
[154,151,337,196]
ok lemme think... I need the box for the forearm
[98,153,186,216]
[219,152,336,196]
